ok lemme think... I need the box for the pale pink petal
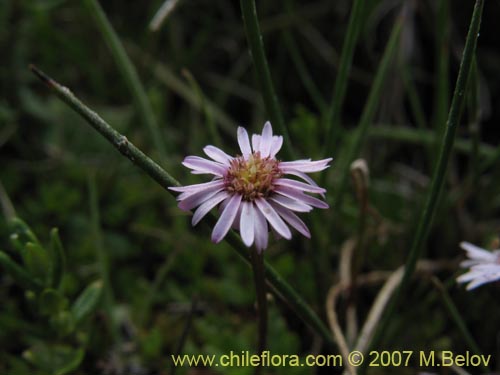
[212,194,242,243]
[269,136,283,158]
[232,203,243,230]
[460,242,499,262]
[192,191,229,226]
[169,179,224,194]
[465,267,500,290]
[240,201,255,247]
[252,134,261,154]
[274,178,326,194]
[254,207,268,252]
[280,158,333,173]
[283,169,325,198]
[272,203,311,238]
[237,126,252,158]
[255,198,291,240]
[203,145,233,165]
[275,187,329,209]
[259,121,273,157]
[269,194,312,212]
[178,185,224,211]
[183,156,227,176]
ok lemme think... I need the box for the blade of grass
[368,125,495,158]
[240,0,294,159]
[434,0,451,158]
[29,65,335,349]
[82,0,168,161]
[130,45,236,134]
[282,29,327,114]
[430,277,488,372]
[181,69,222,146]
[330,11,403,208]
[323,0,364,157]
[366,0,484,353]
[87,172,118,340]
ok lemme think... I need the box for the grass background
[1,0,500,374]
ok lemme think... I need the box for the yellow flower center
[225,152,282,201]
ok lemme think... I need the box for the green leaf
[0,250,42,291]
[39,288,68,316]
[24,242,51,285]
[23,343,85,375]
[50,310,76,337]
[71,280,103,324]
[8,217,40,252]
[49,228,66,289]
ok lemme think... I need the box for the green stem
[251,248,267,369]
[331,13,403,208]
[367,0,484,352]
[88,172,118,340]
[240,0,294,159]
[82,0,168,161]
[430,277,488,372]
[323,0,364,157]
[29,65,335,349]
[368,125,496,158]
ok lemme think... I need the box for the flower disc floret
[225,152,282,201]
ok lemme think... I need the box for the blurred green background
[1,0,500,374]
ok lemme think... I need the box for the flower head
[456,241,500,290]
[169,121,332,251]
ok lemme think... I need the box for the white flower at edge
[456,241,500,290]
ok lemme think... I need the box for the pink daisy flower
[456,241,500,290]
[169,121,332,251]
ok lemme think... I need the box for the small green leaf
[39,288,68,316]
[71,280,103,324]
[49,228,66,289]
[0,250,42,291]
[8,217,40,251]
[24,242,51,285]
[23,343,85,375]
[50,311,76,337]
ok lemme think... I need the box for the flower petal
[240,201,255,247]
[255,198,291,240]
[252,134,261,154]
[269,194,312,212]
[259,121,273,157]
[212,194,242,243]
[203,145,233,165]
[269,136,283,158]
[283,169,325,198]
[280,158,333,173]
[460,242,498,263]
[237,126,252,158]
[275,187,329,209]
[178,185,224,211]
[254,206,268,252]
[169,179,224,194]
[274,178,326,194]
[183,156,227,176]
[192,191,229,226]
[272,203,311,238]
